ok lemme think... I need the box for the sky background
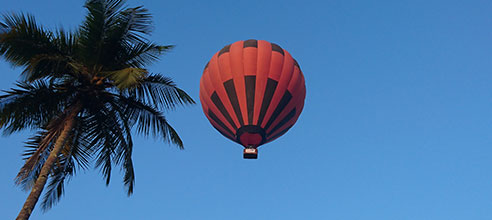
[1,0,492,219]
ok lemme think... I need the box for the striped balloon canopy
[199,39,306,158]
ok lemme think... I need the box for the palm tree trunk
[16,105,81,220]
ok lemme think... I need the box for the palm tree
[0,0,194,219]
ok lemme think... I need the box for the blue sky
[1,0,492,219]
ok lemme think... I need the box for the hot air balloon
[199,39,306,159]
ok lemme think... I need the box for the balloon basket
[243,148,258,159]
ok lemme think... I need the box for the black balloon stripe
[244,76,256,124]
[271,43,284,55]
[267,108,296,136]
[223,79,244,127]
[257,78,278,126]
[208,109,235,138]
[263,91,292,131]
[211,92,238,130]
[293,59,300,69]
[243,39,258,48]
[218,44,231,56]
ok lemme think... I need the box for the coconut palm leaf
[119,95,183,148]
[107,99,135,195]
[101,67,148,89]
[40,116,92,210]
[113,42,173,69]
[0,13,56,68]
[79,0,155,69]
[14,107,90,189]
[0,81,73,134]
[16,131,53,191]
[128,74,195,110]
[0,14,81,82]
[77,91,135,193]
[24,30,84,81]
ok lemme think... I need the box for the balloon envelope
[199,39,306,150]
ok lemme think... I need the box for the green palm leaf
[0,81,73,134]
[101,67,148,89]
[0,13,55,68]
[119,95,184,148]
[128,74,195,110]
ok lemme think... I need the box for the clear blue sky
[1,0,492,219]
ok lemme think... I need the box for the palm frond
[15,131,54,191]
[80,92,133,188]
[68,117,93,170]
[0,13,83,81]
[127,74,195,110]
[119,95,183,148]
[107,99,135,195]
[23,54,76,82]
[14,105,84,188]
[114,5,153,44]
[85,111,116,185]
[103,3,153,47]
[105,42,173,69]
[0,81,73,134]
[40,153,73,211]
[101,67,147,89]
[79,0,120,68]
[80,0,147,69]
[25,29,84,81]
[40,117,92,210]
[124,43,173,68]
[0,13,55,68]
[0,21,7,34]
[121,150,134,195]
